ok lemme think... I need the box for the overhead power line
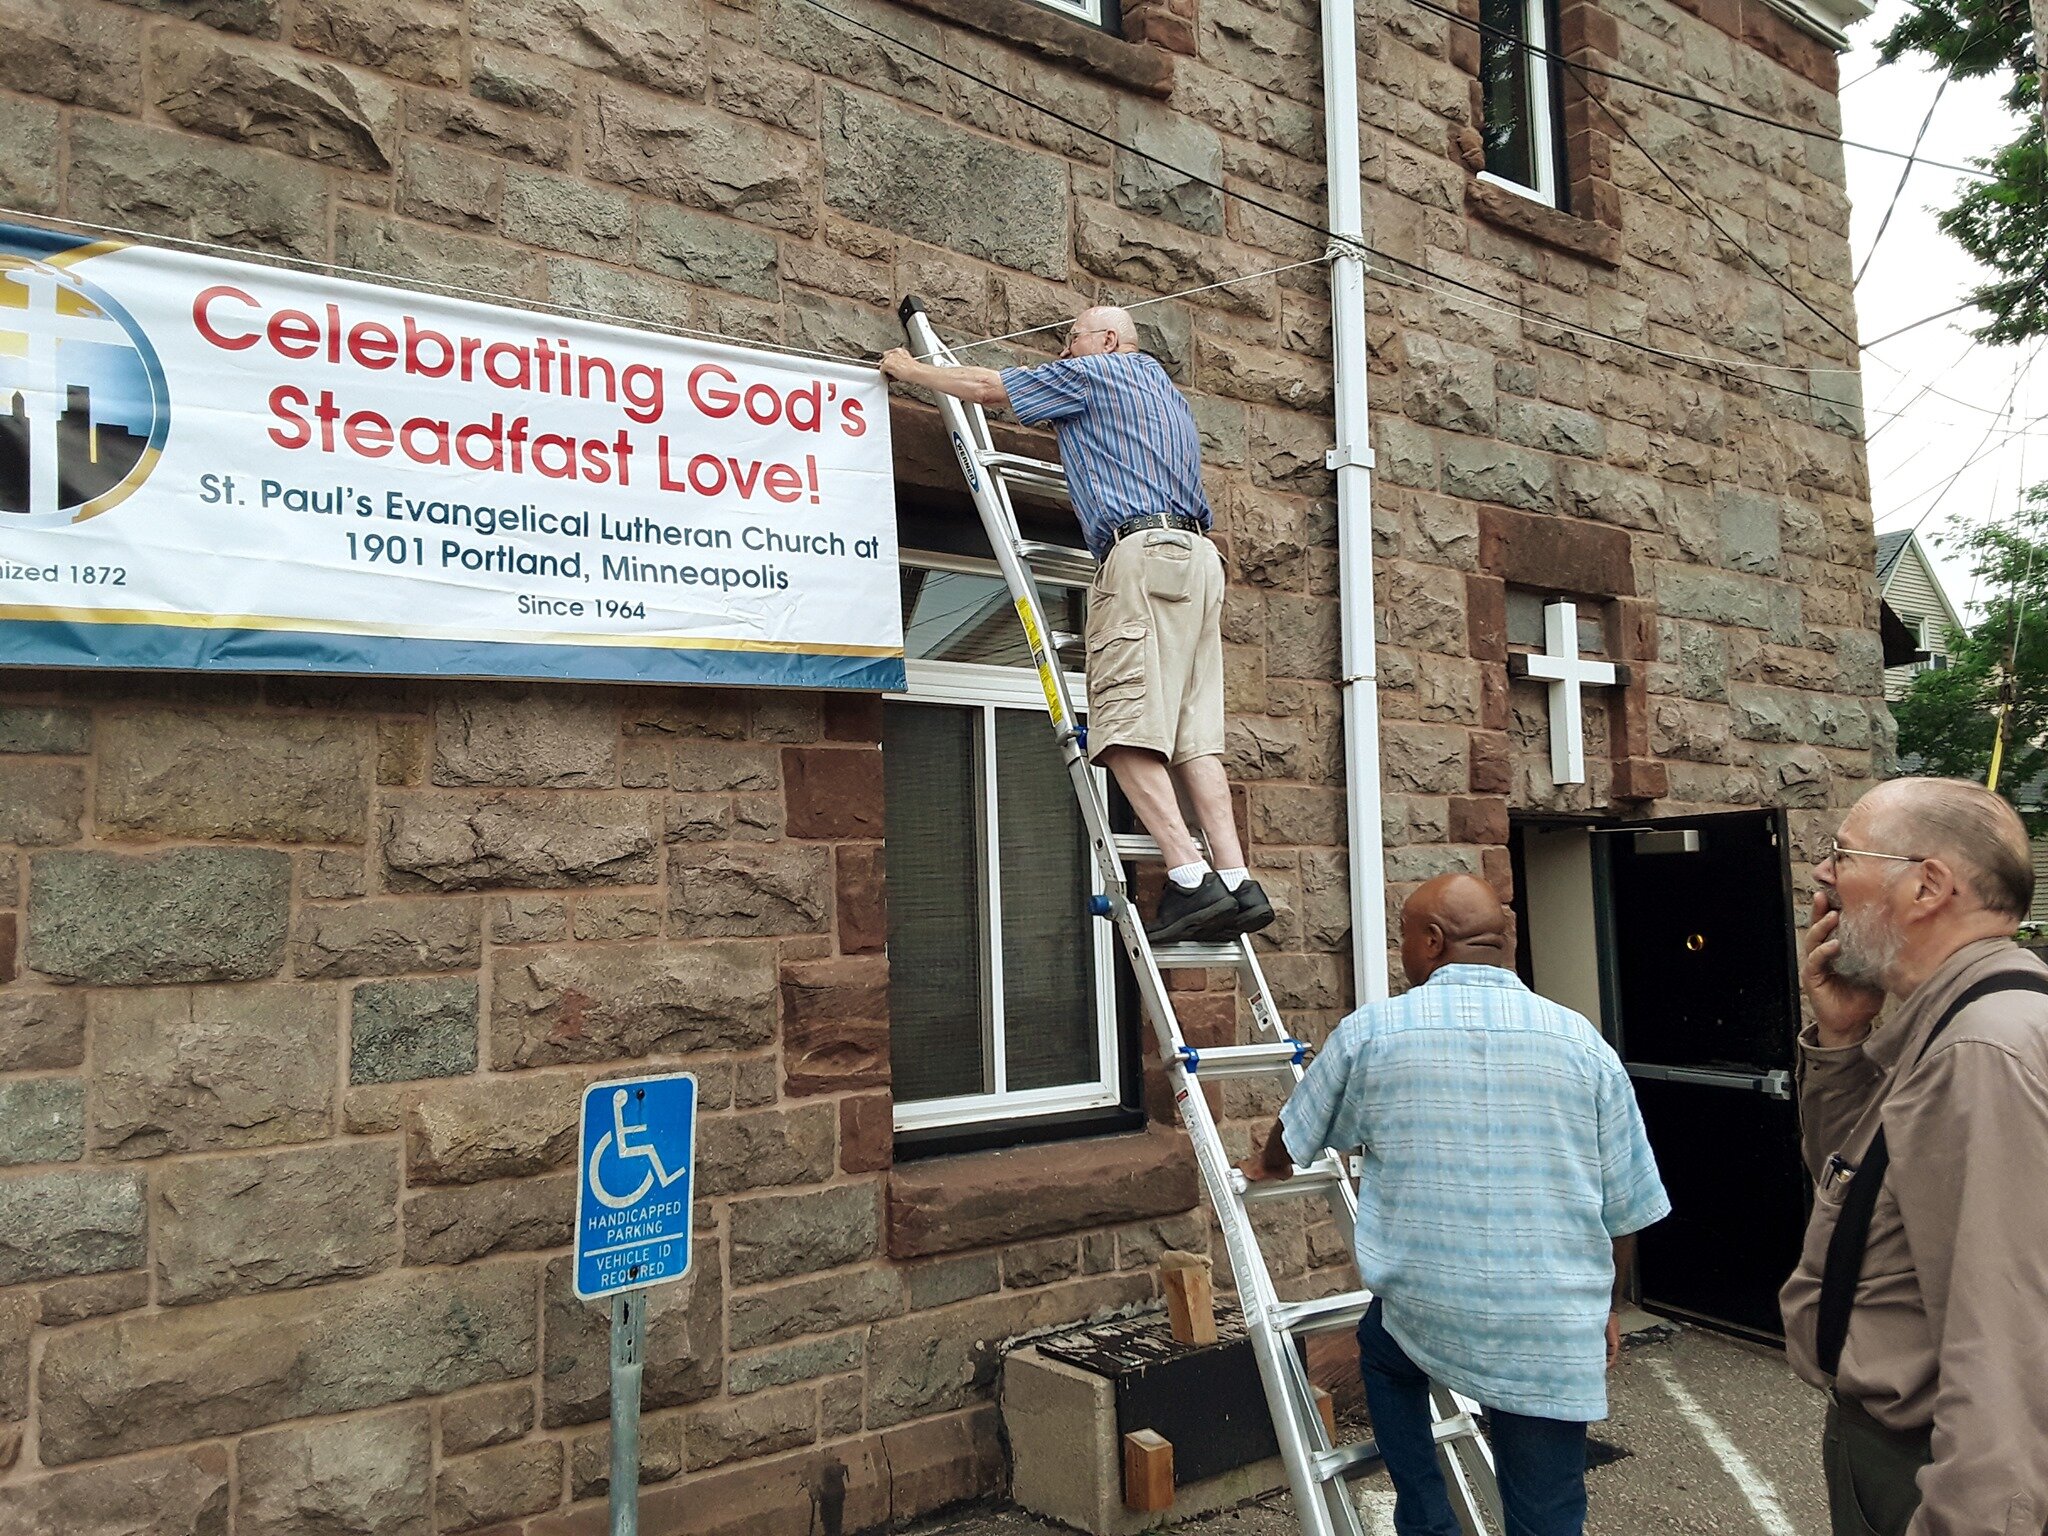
[1854,74,1950,287]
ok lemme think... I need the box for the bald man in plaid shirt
[1241,874,1669,1536]
[881,304,1269,945]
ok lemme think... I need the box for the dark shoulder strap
[1815,971,2048,1377]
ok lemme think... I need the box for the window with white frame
[1029,0,1113,30]
[885,555,1125,1136]
[1479,0,1568,208]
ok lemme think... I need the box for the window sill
[886,1124,1199,1258]
[1468,174,1620,267]
[880,0,1175,97]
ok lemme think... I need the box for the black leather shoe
[1147,872,1237,945]
[1199,879,1275,941]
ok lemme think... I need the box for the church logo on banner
[0,222,905,693]
[0,237,171,524]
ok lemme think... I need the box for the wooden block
[1159,1250,1217,1346]
[1313,1386,1337,1443]
[1123,1429,1175,1512]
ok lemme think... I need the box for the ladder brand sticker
[950,431,980,491]
[1013,598,1065,727]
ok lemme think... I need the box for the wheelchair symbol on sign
[587,1088,688,1209]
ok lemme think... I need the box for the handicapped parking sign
[574,1072,696,1301]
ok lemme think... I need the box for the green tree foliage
[1878,0,2045,342]
[1894,489,2048,828]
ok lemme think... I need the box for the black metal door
[1595,811,1807,1338]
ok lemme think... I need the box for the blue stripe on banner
[0,621,907,693]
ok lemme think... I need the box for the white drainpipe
[1319,0,1391,1004]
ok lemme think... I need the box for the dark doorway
[1593,811,1806,1338]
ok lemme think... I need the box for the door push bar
[1625,1063,1794,1101]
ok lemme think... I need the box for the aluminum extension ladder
[896,298,1505,1536]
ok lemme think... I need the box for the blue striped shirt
[998,353,1214,559]
[1279,965,1670,1422]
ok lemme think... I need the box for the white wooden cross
[1521,600,1617,786]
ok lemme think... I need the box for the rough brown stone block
[38,1264,537,1463]
[570,1411,686,1499]
[90,984,334,1158]
[669,843,831,937]
[237,1407,433,1536]
[840,1093,893,1174]
[0,1289,31,1421]
[729,1266,905,1352]
[474,0,706,96]
[0,760,82,846]
[405,1172,576,1267]
[543,1245,720,1426]
[384,792,660,891]
[622,1438,890,1536]
[153,1142,400,1306]
[293,0,464,86]
[37,1271,150,1327]
[697,1103,838,1196]
[684,1383,819,1471]
[782,956,890,1094]
[0,704,90,754]
[1479,505,1635,599]
[294,897,482,979]
[28,847,291,985]
[151,27,399,172]
[783,747,885,839]
[0,988,83,1071]
[731,1182,881,1285]
[728,1332,865,1398]
[834,843,888,955]
[884,1407,1006,1521]
[887,1129,1198,1259]
[1447,796,1510,846]
[432,688,619,787]
[1468,731,1512,795]
[0,1446,229,1536]
[489,941,776,1068]
[1611,757,1669,803]
[587,79,816,235]
[68,113,330,260]
[822,692,883,742]
[437,1437,565,1532]
[441,1381,538,1456]
[405,1073,580,1186]
[1465,574,1507,662]
[95,710,370,843]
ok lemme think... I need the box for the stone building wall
[0,0,1882,1528]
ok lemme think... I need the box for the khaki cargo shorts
[1083,527,1225,766]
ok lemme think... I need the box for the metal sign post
[575,1072,697,1536]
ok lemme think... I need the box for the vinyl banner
[0,223,906,690]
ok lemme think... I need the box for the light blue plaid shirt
[1279,964,1670,1422]
[998,352,1213,559]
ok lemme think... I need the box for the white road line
[1648,1358,1799,1536]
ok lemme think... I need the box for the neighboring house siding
[1882,538,1958,699]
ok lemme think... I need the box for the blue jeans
[1357,1298,1589,1536]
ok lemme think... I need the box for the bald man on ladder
[880,305,1271,945]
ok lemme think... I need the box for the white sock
[1216,867,1248,891]
[1168,862,1210,890]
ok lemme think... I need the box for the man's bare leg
[1171,753,1243,872]
[1097,745,1204,868]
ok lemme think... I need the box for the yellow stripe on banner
[1013,598,1066,727]
[0,605,903,658]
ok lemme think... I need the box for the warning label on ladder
[1013,598,1067,729]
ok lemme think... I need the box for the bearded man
[1782,776,2048,1536]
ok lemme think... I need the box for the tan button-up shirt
[1780,937,2048,1536]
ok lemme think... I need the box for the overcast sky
[1839,0,2041,616]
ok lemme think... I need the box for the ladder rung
[1174,1042,1307,1080]
[1311,1411,1479,1485]
[1236,1162,1347,1204]
[1312,1440,1384,1483]
[1152,941,1250,969]
[1014,539,1096,583]
[1112,833,1163,860]
[981,451,1072,500]
[1271,1290,1372,1336]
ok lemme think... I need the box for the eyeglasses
[1821,839,1926,868]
